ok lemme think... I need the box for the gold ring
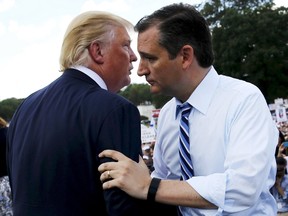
[107,170,111,179]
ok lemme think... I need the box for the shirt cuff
[187,173,226,209]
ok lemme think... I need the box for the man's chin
[124,77,131,86]
[150,86,161,95]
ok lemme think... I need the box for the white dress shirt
[151,66,278,215]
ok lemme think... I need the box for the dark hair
[134,3,214,67]
[279,130,285,143]
[276,156,287,175]
[276,156,287,166]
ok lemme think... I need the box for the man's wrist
[147,177,161,202]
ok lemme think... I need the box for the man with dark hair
[98,3,278,215]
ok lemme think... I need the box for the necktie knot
[176,102,192,118]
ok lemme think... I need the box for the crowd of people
[271,127,288,216]
[0,117,12,215]
[278,122,288,141]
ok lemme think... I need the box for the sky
[0,0,287,101]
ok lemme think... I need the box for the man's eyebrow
[138,51,156,59]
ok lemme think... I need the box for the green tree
[200,0,288,103]
[119,84,152,105]
[152,94,172,109]
[0,98,24,121]
[119,84,171,108]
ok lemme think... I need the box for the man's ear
[88,42,104,64]
[180,45,194,69]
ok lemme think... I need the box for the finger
[107,170,111,179]
[102,178,117,190]
[98,149,126,161]
[100,170,113,182]
[98,161,115,173]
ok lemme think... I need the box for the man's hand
[98,149,152,200]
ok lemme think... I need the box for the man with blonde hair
[7,11,165,216]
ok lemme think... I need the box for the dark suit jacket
[7,69,178,216]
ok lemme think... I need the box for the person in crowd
[98,3,278,215]
[6,11,177,216]
[0,117,8,177]
[0,116,13,215]
[271,157,288,215]
[276,133,288,174]
[142,144,154,173]
[276,130,286,157]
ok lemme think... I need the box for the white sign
[141,125,156,143]
[276,106,288,123]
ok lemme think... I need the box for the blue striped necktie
[176,102,194,180]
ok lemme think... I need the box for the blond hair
[59,11,133,71]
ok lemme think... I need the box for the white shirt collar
[176,66,219,115]
[71,65,107,90]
